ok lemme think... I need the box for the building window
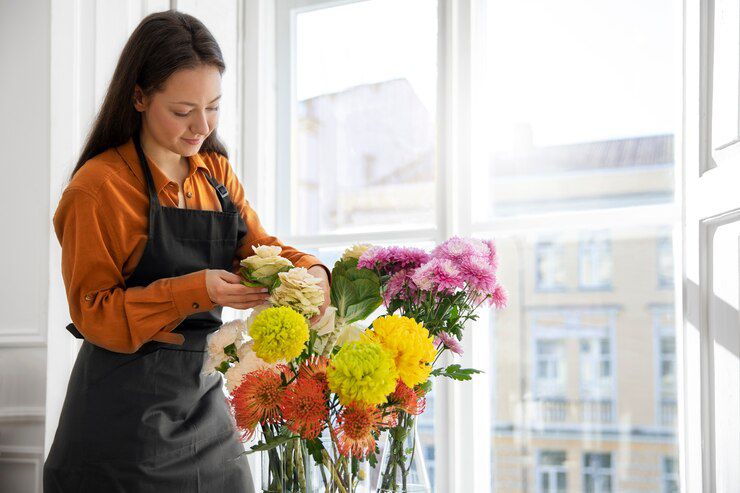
[579,337,612,397]
[583,452,613,493]
[536,239,567,291]
[579,231,612,290]
[657,236,673,289]
[654,306,677,427]
[579,336,614,422]
[662,456,679,493]
[534,339,566,397]
[536,450,567,493]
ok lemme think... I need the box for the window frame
[271,1,680,492]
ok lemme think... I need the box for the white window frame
[270,1,681,492]
[652,304,678,429]
[582,452,614,493]
[535,238,568,292]
[578,230,613,291]
[273,1,494,492]
[536,450,568,493]
[533,338,567,398]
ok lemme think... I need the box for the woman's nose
[190,111,209,136]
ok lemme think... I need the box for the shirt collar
[115,136,211,194]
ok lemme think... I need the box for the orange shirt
[53,137,330,354]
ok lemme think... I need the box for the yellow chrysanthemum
[365,314,436,388]
[248,306,309,363]
[327,340,398,406]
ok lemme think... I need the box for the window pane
[489,228,678,492]
[475,0,675,221]
[293,0,438,235]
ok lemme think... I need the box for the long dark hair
[68,10,228,183]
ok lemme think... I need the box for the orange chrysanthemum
[298,355,330,393]
[230,367,287,441]
[334,404,383,459]
[280,377,328,439]
[388,380,427,416]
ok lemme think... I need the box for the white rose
[342,243,374,261]
[269,267,325,318]
[240,244,293,282]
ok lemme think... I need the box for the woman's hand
[205,269,270,310]
[308,265,331,325]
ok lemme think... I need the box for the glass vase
[376,412,431,493]
[307,431,371,493]
[261,437,315,493]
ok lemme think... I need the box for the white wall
[0,0,50,491]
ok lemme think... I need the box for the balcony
[526,397,615,424]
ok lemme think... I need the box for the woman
[43,10,331,492]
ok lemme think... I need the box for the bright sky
[296,0,677,148]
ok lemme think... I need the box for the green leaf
[247,434,296,453]
[223,343,238,361]
[305,437,325,464]
[330,258,382,324]
[215,360,230,374]
[435,364,483,381]
[247,426,296,454]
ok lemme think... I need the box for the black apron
[43,133,255,492]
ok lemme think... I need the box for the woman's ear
[132,84,148,112]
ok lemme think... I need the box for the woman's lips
[182,138,202,145]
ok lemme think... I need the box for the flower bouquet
[203,238,506,493]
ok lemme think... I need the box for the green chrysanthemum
[327,339,398,406]
[248,306,309,363]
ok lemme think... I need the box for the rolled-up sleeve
[218,156,332,284]
[53,188,215,353]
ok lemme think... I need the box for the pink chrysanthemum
[458,254,498,294]
[488,283,508,309]
[411,258,464,292]
[358,246,431,275]
[383,269,418,306]
[481,239,499,270]
[434,331,463,356]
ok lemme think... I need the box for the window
[583,453,613,493]
[536,450,567,493]
[579,231,612,290]
[536,239,567,291]
[276,0,679,490]
[534,339,566,397]
[278,0,440,488]
[653,306,677,427]
[579,337,612,398]
[288,0,438,236]
[662,456,679,493]
[483,0,678,489]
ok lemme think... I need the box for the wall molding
[0,445,43,493]
[0,407,46,424]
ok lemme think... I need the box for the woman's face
[134,64,221,156]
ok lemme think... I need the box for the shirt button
[192,302,200,309]
[186,191,193,198]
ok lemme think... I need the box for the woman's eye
[208,107,220,112]
[174,111,190,117]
